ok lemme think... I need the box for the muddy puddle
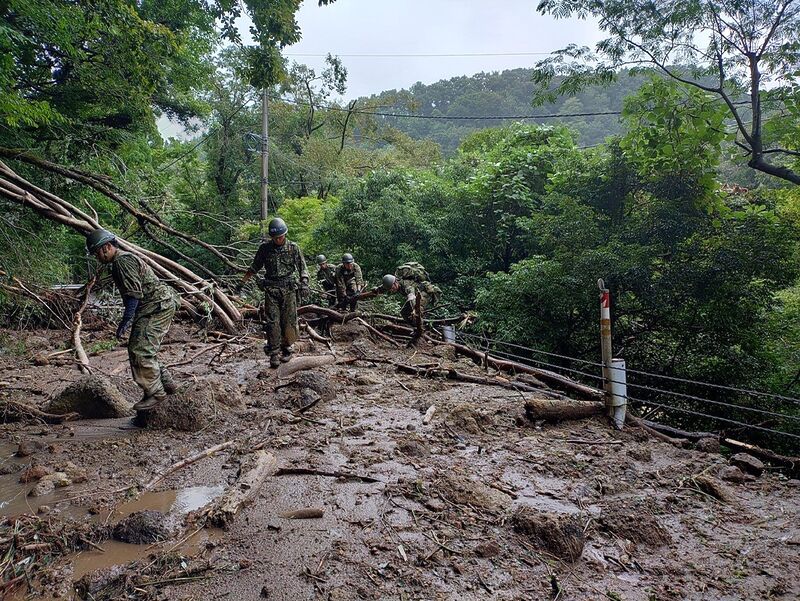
[71,485,224,580]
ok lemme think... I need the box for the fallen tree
[0,160,241,333]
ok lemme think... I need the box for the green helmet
[86,228,116,253]
[316,254,327,265]
[342,253,354,264]
[268,217,288,237]
[381,274,396,290]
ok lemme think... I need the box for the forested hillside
[361,67,646,153]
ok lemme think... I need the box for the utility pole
[260,88,269,237]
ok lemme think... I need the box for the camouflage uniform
[394,262,440,324]
[111,251,179,398]
[249,240,309,357]
[335,263,364,311]
[317,264,337,306]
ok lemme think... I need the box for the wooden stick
[0,400,80,424]
[524,398,605,422]
[72,277,95,374]
[721,437,800,477]
[423,405,436,424]
[142,440,235,491]
[166,342,227,368]
[276,354,336,379]
[354,317,401,347]
[275,467,381,483]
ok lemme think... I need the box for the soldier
[378,261,441,325]
[335,253,364,312]
[316,255,337,307]
[86,228,180,410]
[238,218,309,368]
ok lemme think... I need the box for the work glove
[299,279,310,302]
[116,297,139,340]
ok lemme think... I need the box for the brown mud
[1,323,799,600]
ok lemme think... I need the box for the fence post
[598,278,613,402]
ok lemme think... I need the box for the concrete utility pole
[260,88,269,236]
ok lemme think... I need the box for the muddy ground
[1,320,799,600]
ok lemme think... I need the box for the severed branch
[0,400,80,424]
[208,450,278,529]
[72,277,96,374]
[143,440,235,491]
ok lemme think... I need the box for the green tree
[534,0,800,184]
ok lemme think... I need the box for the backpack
[395,261,430,284]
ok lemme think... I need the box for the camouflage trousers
[401,290,432,325]
[338,280,360,312]
[264,286,299,355]
[128,301,176,398]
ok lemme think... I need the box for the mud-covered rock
[694,474,734,502]
[203,376,245,409]
[47,375,132,418]
[511,508,585,562]
[438,472,511,511]
[396,436,430,457]
[719,465,746,483]
[29,477,56,496]
[694,438,721,453]
[61,461,88,484]
[113,510,172,544]
[75,565,128,598]
[135,381,232,431]
[329,320,368,342]
[730,453,764,477]
[16,439,43,457]
[294,371,336,401]
[19,465,52,483]
[473,540,501,558]
[599,503,671,547]
[448,403,493,435]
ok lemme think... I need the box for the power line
[286,51,557,58]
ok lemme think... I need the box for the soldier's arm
[239,245,264,286]
[354,264,364,290]
[295,245,309,283]
[114,254,144,300]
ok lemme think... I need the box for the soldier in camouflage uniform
[86,229,180,411]
[316,255,337,307]
[239,218,309,368]
[377,262,441,325]
[335,253,364,312]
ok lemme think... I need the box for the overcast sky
[254,0,603,99]
[161,1,603,138]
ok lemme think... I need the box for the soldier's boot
[263,343,270,357]
[160,369,178,395]
[280,345,293,363]
[133,393,167,411]
[269,354,281,368]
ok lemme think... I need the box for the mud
[1,324,800,600]
[47,375,132,418]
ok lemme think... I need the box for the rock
[136,380,233,431]
[48,472,71,487]
[511,509,585,562]
[75,566,128,598]
[0,463,22,475]
[343,424,365,437]
[730,453,764,477]
[354,372,382,387]
[599,502,671,547]
[473,541,501,558]
[47,375,132,418]
[32,352,50,366]
[694,474,734,502]
[203,376,245,409]
[448,403,493,435]
[694,438,721,453]
[719,465,746,483]
[16,439,43,457]
[29,478,56,497]
[26,335,50,350]
[61,461,88,484]
[112,510,172,544]
[438,473,511,511]
[786,479,800,488]
[294,371,336,401]
[37,505,51,515]
[397,437,429,457]
[19,465,52,483]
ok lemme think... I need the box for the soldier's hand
[115,322,129,341]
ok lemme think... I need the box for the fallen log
[0,400,80,424]
[423,405,436,424]
[721,438,800,478]
[626,416,691,447]
[444,341,604,402]
[208,450,277,529]
[638,419,716,442]
[276,354,336,379]
[524,398,605,423]
[298,305,359,323]
[281,507,324,519]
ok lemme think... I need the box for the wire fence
[451,330,800,449]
